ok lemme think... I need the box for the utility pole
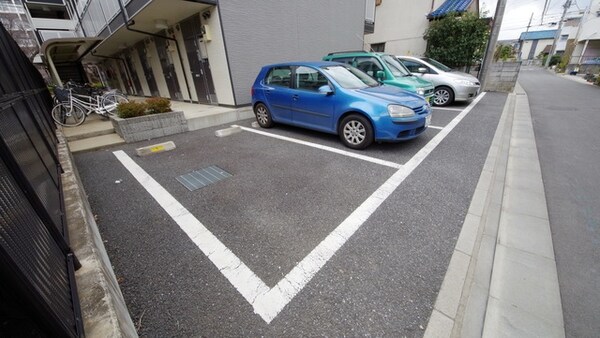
[544,0,572,67]
[479,0,508,91]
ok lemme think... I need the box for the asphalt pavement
[74,93,506,336]
[518,67,600,338]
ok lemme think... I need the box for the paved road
[518,67,600,337]
[74,93,506,336]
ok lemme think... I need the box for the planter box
[110,111,188,143]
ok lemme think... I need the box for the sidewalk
[424,84,564,337]
[555,73,595,86]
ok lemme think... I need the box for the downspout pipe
[91,50,133,94]
[117,0,193,103]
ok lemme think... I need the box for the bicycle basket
[54,88,70,103]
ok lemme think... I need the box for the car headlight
[388,105,415,118]
[416,88,426,96]
[453,79,476,86]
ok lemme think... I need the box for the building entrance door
[180,14,216,104]
[155,34,182,100]
[123,52,142,96]
[135,40,160,97]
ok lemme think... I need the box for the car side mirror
[375,70,386,81]
[318,85,334,95]
[417,67,428,74]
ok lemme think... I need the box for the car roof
[325,51,388,58]
[397,56,422,60]
[262,61,342,68]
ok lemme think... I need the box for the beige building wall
[521,39,554,60]
[578,0,600,42]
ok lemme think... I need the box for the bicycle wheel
[51,103,86,127]
[101,93,129,115]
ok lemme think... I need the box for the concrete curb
[424,85,564,337]
[58,128,138,338]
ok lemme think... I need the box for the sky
[480,0,593,40]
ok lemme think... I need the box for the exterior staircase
[62,114,125,153]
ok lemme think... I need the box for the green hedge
[116,97,172,118]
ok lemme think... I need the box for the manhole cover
[176,165,232,191]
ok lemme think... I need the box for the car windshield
[421,57,452,72]
[382,55,411,77]
[321,65,379,89]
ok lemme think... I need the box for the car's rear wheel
[433,86,454,106]
[254,103,274,128]
[339,114,373,149]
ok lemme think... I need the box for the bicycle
[51,86,128,127]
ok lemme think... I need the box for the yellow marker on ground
[135,141,176,157]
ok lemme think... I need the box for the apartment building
[41,0,370,107]
[0,0,38,58]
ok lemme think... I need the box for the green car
[323,51,434,103]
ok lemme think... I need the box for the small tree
[494,45,514,62]
[424,12,490,70]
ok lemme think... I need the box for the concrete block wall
[484,62,522,93]
[111,111,188,143]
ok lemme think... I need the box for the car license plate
[426,114,431,127]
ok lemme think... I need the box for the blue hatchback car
[251,61,431,149]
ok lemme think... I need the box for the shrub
[117,101,147,118]
[145,97,171,115]
[595,75,600,86]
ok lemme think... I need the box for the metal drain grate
[176,165,232,191]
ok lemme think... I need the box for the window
[560,34,568,41]
[321,65,378,89]
[295,66,329,92]
[354,56,384,77]
[265,67,292,88]
[401,60,424,73]
[381,55,410,77]
[26,3,70,19]
[371,43,385,52]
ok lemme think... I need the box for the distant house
[363,0,479,56]
[518,30,557,61]
[570,0,600,72]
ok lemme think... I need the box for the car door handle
[292,94,299,101]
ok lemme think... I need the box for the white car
[397,56,480,106]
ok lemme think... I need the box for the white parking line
[433,107,464,112]
[428,125,444,130]
[232,125,402,169]
[113,93,485,324]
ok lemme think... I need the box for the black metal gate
[0,24,84,337]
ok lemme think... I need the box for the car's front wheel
[339,114,373,149]
[254,103,274,128]
[433,86,454,106]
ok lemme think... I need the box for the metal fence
[0,24,84,337]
